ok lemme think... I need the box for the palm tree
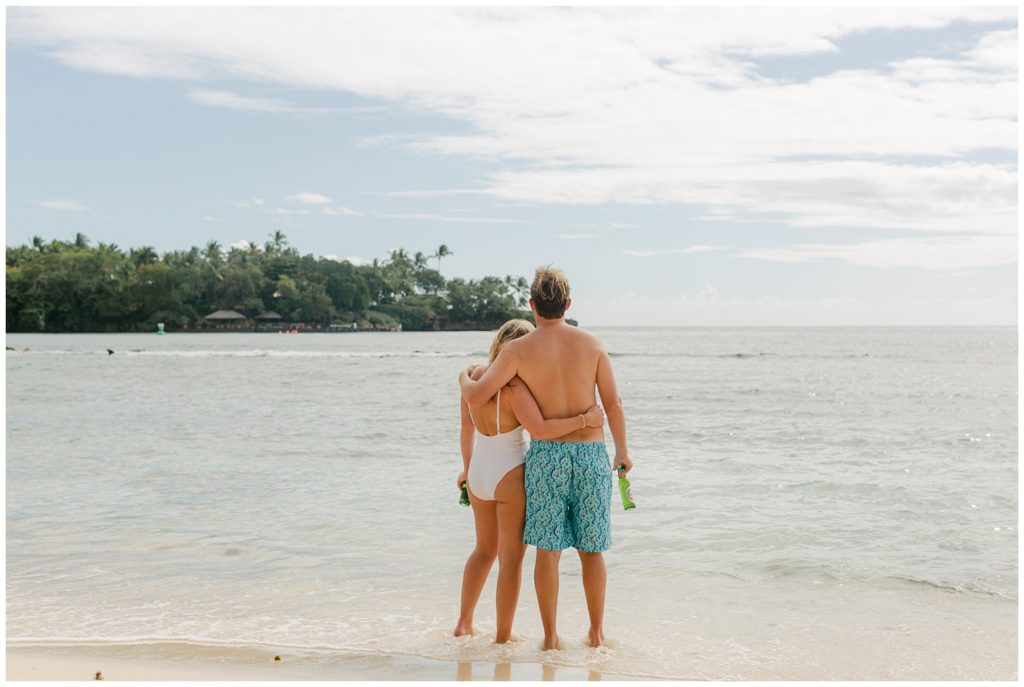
[73,232,90,249]
[205,240,223,265]
[130,246,158,267]
[432,244,452,271]
[265,229,288,254]
[505,275,529,306]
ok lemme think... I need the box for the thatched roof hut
[203,309,248,321]
[254,311,283,321]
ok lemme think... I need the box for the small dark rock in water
[106,349,114,355]
[5,346,14,351]
[95,671,104,680]
[274,656,281,662]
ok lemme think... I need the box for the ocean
[5,327,1017,679]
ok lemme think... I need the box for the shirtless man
[459,267,633,650]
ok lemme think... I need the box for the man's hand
[615,454,634,476]
[584,404,605,428]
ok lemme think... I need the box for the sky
[5,5,1018,326]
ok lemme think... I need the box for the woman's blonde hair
[488,319,535,363]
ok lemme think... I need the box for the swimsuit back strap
[495,388,501,433]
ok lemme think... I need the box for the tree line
[5,232,535,332]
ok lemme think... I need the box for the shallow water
[5,327,1018,679]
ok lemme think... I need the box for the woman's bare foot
[540,635,563,651]
[453,620,474,637]
[494,632,520,644]
[587,628,604,647]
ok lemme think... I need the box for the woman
[454,319,604,642]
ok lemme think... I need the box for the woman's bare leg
[493,465,527,643]
[454,489,498,636]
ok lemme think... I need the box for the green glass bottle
[617,465,636,510]
[459,480,471,507]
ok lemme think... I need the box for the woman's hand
[456,470,467,490]
[584,404,605,428]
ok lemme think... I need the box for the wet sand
[6,644,626,681]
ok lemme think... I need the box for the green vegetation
[6,234,534,332]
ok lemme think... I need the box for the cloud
[237,195,517,222]
[38,199,87,211]
[321,205,365,217]
[202,215,217,222]
[966,28,1018,70]
[232,198,265,207]
[736,235,1017,271]
[624,245,726,257]
[573,291,1016,326]
[377,212,527,224]
[370,188,488,197]
[8,7,1017,234]
[287,191,332,205]
[697,284,720,300]
[230,239,262,251]
[585,221,639,230]
[188,89,379,115]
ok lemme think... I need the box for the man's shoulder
[570,326,606,351]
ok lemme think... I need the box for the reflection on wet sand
[456,660,602,681]
[456,660,513,681]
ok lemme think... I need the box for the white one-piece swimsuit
[467,388,527,501]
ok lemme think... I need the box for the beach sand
[7,644,624,681]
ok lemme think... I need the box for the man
[459,266,633,650]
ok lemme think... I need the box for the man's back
[510,322,604,443]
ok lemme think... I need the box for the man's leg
[577,550,607,647]
[568,443,613,648]
[534,548,562,650]
[523,441,570,651]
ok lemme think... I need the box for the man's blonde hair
[530,266,571,319]
[488,319,535,363]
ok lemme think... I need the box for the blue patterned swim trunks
[524,440,612,552]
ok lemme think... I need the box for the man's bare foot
[453,620,474,637]
[587,628,604,647]
[494,632,520,644]
[540,635,563,651]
